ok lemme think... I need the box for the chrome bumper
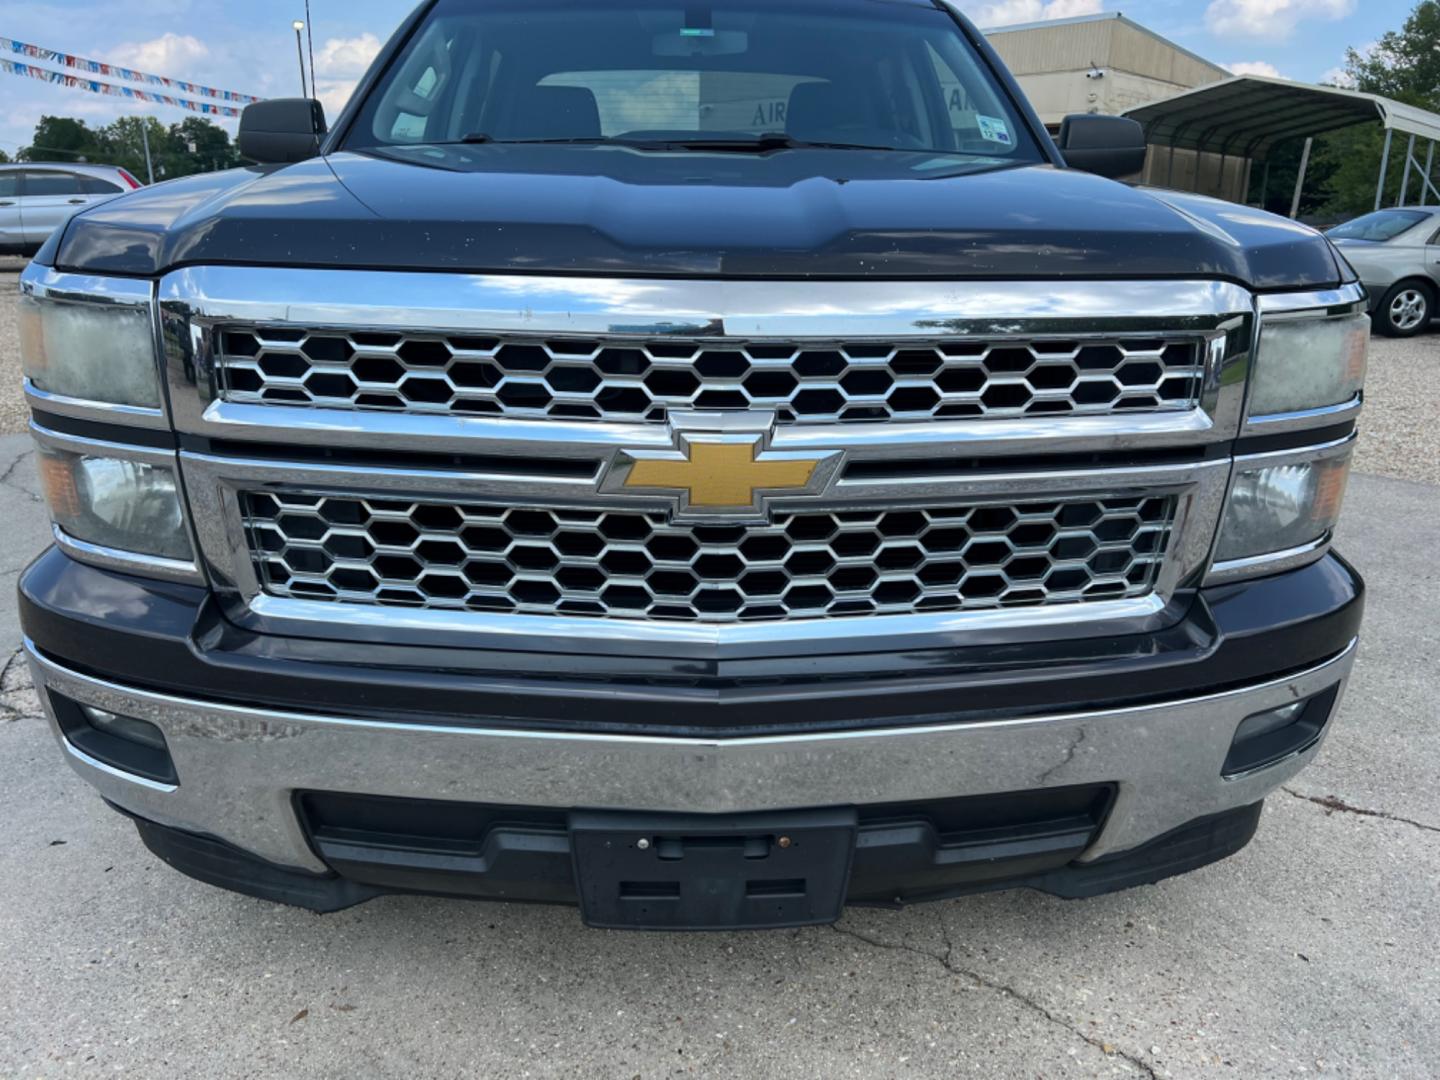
[29,638,1356,876]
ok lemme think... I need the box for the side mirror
[1058,114,1146,180]
[239,99,328,164]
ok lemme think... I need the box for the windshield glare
[1327,209,1432,242]
[348,0,1039,160]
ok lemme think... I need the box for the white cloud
[312,33,383,119]
[1322,40,1375,87]
[1204,0,1354,43]
[1226,60,1284,78]
[315,33,383,79]
[959,0,1104,30]
[110,33,210,75]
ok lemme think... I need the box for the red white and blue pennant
[2,36,260,117]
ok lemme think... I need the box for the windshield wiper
[609,132,905,154]
[438,133,613,146]
[422,132,907,153]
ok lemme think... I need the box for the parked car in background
[1327,207,1440,337]
[0,163,142,256]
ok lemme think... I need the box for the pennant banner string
[2,36,261,104]
[1,58,245,117]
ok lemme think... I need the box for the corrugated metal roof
[1124,75,1440,158]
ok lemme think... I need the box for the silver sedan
[1328,207,1440,337]
[0,163,141,257]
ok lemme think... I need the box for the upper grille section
[215,328,1206,425]
[241,491,1178,624]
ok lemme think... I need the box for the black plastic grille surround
[216,329,1206,425]
[241,491,1179,624]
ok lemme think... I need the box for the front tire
[1374,281,1433,337]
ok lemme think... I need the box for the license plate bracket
[569,808,857,930]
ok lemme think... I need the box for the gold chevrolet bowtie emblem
[602,412,842,522]
[625,441,820,508]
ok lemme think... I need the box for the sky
[0,0,1421,160]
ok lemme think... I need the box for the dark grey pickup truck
[18,0,1366,930]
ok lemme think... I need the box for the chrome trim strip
[28,637,1358,870]
[24,380,167,428]
[241,592,1172,650]
[183,451,1228,656]
[51,524,204,586]
[1230,431,1356,466]
[160,267,1254,457]
[164,268,1256,332]
[1207,534,1333,585]
[1243,394,1362,435]
[1257,283,1368,316]
[1204,434,1356,586]
[29,420,178,469]
[20,265,152,309]
[18,264,168,429]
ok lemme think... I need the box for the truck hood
[52,146,1343,288]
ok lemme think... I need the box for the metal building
[984,12,1245,197]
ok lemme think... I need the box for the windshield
[346,0,1040,160]
[1327,209,1432,243]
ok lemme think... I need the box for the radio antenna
[304,0,316,101]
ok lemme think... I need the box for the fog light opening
[81,705,168,752]
[50,692,178,785]
[1222,684,1340,779]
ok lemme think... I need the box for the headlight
[37,446,192,562]
[19,295,162,408]
[1213,443,1352,567]
[1248,312,1368,418]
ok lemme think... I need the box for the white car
[1327,207,1440,337]
[0,163,142,257]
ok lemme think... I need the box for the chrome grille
[241,491,1178,623]
[215,329,1206,425]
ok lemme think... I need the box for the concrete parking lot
[0,255,1436,1078]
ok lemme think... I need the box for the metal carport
[1124,75,1440,216]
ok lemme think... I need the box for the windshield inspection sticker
[977,115,1013,145]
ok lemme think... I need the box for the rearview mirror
[239,99,328,164]
[1058,114,1146,180]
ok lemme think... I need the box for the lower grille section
[240,492,1178,624]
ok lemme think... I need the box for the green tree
[1343,0,1440,106]
[164,116,243,174]
[1313,0,1440,219]
[97,116,171,181]
[16,114,241,182]
[18,116,102,163]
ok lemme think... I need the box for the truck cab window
[349,0,1039,160]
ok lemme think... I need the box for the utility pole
[140,122,155,185]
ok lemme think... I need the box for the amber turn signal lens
[38,451,81,520]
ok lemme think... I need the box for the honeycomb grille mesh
[216,329,1206,425]
[241,492,1178,624]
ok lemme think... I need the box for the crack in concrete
[0,447,42,505]
[0,645,32,723]
[830,916,1158,1078]
[1283,786,1440,835]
